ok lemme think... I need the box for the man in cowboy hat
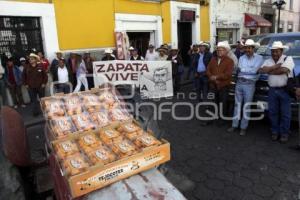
[258,41,295,143]
[194,41,212,101]
[102,49,115,61]
[167,46,183,94]
[129,47,144,61]
[145,44,158,61]
[157,46,169,61]
[207,41,234,125]
[228,39,263,136]
[23,53,48,116]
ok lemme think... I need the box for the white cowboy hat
[19,57,26,62]
[217,41,231,51]
[104,49,113,54]
[244,39,260,48]
[270,41,288,50]
[29,53,40,60]
[128,46,135,51]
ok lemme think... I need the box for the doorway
[0,16,44,60]
[127,32,150,57]
[177,21,192,66]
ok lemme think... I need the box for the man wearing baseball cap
[228,39,263,136]
[258,41,295,143]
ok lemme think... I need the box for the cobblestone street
[159,85,300,200]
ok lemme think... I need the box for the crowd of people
[0,39,298,144]
[187,39,297,144]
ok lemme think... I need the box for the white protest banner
[93,60,173,98]
[139,61,173,99]
[93,60,146,86]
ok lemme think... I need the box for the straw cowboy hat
[157,47,169,53]
[217,41,231,51]
[270,41,288,50]
[104,49,113,54]
[244,39,260,48]
[29,53,40,60]
[199,41,210,47]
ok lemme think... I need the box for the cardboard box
[61,139,170,198]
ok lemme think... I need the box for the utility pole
[273,0,286,33]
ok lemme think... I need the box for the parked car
[228,32,300,121]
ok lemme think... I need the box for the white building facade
[273,0,300,33]
[211,0,273,44]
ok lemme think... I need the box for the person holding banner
[74,54,89,93]
[102,49,116,61]
[129,47,144,61]
[145,44,158,61]
[157,46,169,61]
[167,47,183,94]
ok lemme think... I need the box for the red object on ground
[1,106,31,166]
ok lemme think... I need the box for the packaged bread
[117,122,144,140]
[87,146,117,165]
[78,133,102,153]
[54,140,80,159]
[99,91,118,106]
[99,128,122,145]
[63,95,83,115]
[81,93,102,113]
[110,108,131,122]
[117,122,140,133]
[50,116,77,139]
[90,111,110,127]
[134,133,161,149]
[111,139,136,158]
[71,113,96,131]
[42,98,65,118]
[62,153,90,176]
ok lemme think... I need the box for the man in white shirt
[145,44,158,61]
[53,58,72,94]
[258,41,295,143]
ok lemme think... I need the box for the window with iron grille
[0,16,43,60]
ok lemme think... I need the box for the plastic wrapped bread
[111,139,136,159]
[63,95,83,115]
[62,153,90,176]
[54,140,80,159]
[78,133,102,154]
[42,98,65,118]
[134,133,161,149]
[87,146,117,165]
[117,122,144,140]
[71,113,96,132]
[90,111,110,127]
[110,108,131,122]
[50,116,77,139]
[81,93,102,113]
[99,128,122,145]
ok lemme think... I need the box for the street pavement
[14,83,300,200]
[159,84,300,200]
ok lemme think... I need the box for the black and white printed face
[154,69,168,83]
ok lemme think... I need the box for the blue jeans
[232,81,256,129]
[197,74,208,101]
[268,87,291,136]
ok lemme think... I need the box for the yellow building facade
[0,0,210,59]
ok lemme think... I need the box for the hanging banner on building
[93,61,173,98]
